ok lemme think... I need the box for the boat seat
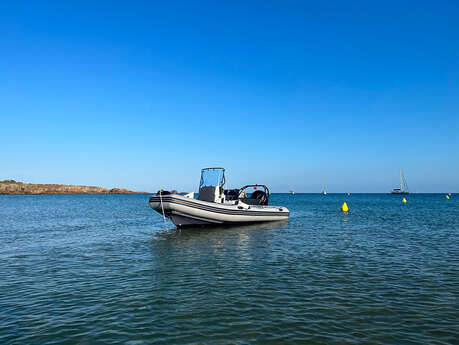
[198,186,221,202]
[239,190,268,205]
[223,189,239,201]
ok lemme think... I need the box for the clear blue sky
[1,1,458,192]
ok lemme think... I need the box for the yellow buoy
[448,193,451,196]
[341,202,349,212]
[402,198,407,203]
[446,195,450,199]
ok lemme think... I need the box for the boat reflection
[157,220,289,240]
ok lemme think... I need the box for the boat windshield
[200,168,225,187]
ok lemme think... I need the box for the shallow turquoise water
[0,194,458,344]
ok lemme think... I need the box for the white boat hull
[149,194,289,228]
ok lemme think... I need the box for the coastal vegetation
[0,180,146,195]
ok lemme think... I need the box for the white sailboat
[391,169,409,194]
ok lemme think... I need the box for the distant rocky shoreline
[0,180,148,195]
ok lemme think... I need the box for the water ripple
[0,194,458,344]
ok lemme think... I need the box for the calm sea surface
[0,194,458,344]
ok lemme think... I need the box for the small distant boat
[322,188,327,195]
[391,169,410,194]
[290,190,295,195]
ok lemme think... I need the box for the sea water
[0,194,458,344]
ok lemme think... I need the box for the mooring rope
[159,190,169,231]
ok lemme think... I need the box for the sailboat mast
[400,169,402,191]
[403,171,408,193]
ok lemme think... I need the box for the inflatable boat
[149,167,289,228]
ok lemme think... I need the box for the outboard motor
[250,190,268,205]
[238,185,270,206]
